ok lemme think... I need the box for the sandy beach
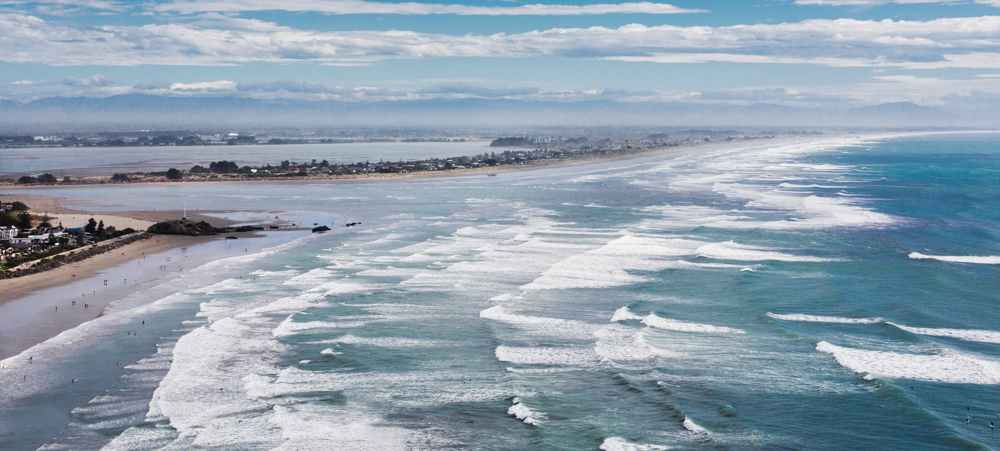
[0,235,211,305]
[0,138,768,190]
[0,139,748,303]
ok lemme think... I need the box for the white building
[0,226,16,241]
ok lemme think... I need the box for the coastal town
[0,201,139,277]
[1,129,797,185]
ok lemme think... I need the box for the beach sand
[0,235,211,305]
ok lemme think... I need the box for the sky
[2,0,1000,111]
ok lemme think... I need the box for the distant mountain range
[0,95,985,132]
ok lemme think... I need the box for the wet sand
[0,235,211,305]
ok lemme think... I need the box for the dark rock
[147,220,221,236]
[312,225,331,233]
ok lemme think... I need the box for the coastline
[0,135,813,305]
[0,135,825,360]
[0,137,782,189]
[0,234,211,305]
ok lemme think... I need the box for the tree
[166,168,182,180]
[63,176,71,182]
[111,173,130,182]
[209,161,239,173]
[97,220,105,235]
[38,173,57,183]
[9,201,28,212]
[85,217,98,234]
[16,212,32,229]
[0,212,13,227]
[18,175,37,184]
[190,165,209,174]
[38,218,52,228]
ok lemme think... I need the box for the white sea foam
[269,404,426,451]
[908,253,1000,264]
[697,241,837,262]
[489,293,522,302]
[495,346,595,366]
[889,323,1000,344]
[816,341,1000,384]
[508,397,545,425]
[521,235,728,290]
[283,268,337,287]
[319,334,451,348]
[683,417,709,435]
[778,183,848,189]
[600,437,671,451]
[767,313,884,324]
[611,306,644,322]
[480,305,589,330]
[642,313,745,334]
[273,319,368,337]
[594,324,665,362]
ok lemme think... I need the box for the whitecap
[767,313,883,324]
[495,346,595,366]
[908,253,1000,264]
[697,241,837,262]
[642,313,745,334]
[600,437,671,451]
[889,323,1000,344]
[507,397,545,425]
[816,341,1000,384]
[611,306,644,322]
[683,417,709,434]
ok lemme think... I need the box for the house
[0,226,16,241]
[34,227,64,238]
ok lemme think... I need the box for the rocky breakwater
[147,219,264,236]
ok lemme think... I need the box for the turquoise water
[2,133,999,450]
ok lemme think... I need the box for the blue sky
[2,0,1000,109]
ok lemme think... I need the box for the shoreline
[0,137,777,188]
[0,234,213,306]
[0,134,840,355]
[0,135,821,307]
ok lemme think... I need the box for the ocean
[2,133,999,450]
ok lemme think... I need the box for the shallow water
[2,133,1000,450]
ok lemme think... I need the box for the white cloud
[0,0,129,12]
[168,80,237,92]
[7,73,111,87]
[155,0,706,15]
[62,73,112,87]
[8,79,57,86]
[3,13,1000,69]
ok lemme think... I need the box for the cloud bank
[155,0,706,15]
[3,13,1000,68]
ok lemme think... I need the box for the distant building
[0,226,16,241]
